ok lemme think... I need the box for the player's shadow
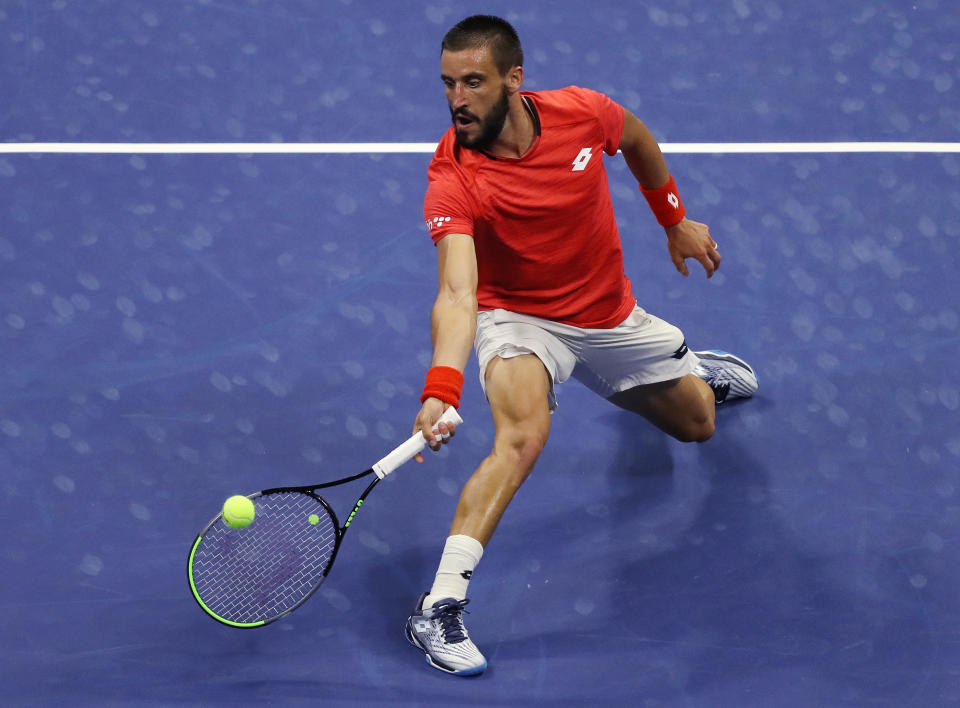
[357,405,693,648]
[358,405,677,611]
[413,404,930,703]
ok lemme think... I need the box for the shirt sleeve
[569,87,624,156]
[423,157,476,245]
[595,90,625,156]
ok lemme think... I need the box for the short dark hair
[441,15,523,76]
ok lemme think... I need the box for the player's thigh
[573,307,697,398]
[484,354,552,453]
[608,373,715,442]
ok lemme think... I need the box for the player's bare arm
[414,232,478,458]
[620,108,722,278]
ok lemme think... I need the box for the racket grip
[372,407,463,479]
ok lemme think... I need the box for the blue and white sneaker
[405,592,487,676]
[693,350,758,403]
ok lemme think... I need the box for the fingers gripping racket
[187,408,462,628]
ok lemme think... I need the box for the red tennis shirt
[424,86,634,329]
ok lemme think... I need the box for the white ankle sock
[422,534,484,609]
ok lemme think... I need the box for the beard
[451,86,511,151]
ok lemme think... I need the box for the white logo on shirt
[571,148,593,172]
[426,216,452,231]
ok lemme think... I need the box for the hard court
[1,1,959,705]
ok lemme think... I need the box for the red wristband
[640,174,686,227]
[421,366,464,408]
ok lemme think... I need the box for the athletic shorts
[474,304,699,412]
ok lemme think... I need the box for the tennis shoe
[405,592,487,676]
[693,350,758,403]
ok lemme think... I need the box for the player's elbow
[438,285,477,310]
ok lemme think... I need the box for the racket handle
[372,407,464,479]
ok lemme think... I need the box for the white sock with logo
[422,534,484,610]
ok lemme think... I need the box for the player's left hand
[665,218,721,278]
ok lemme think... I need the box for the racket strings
[191,492,337,625]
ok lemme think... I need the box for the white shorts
[474,305,699,411]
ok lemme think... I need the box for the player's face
[441,48,511,151]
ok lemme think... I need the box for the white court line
[663,142,960,154]
[0,142,958,154]
[0,143,439,154]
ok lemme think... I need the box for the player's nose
[449,84,469,110]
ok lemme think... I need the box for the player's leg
[570,306,756,442]
[406,353,552,676]
[448,353,552,543]
[608,373,716,442]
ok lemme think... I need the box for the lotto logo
[667,193,680,209]
[572,147,593,172]
[427,216,452,231]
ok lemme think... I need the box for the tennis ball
[308,514,320,526]
[222,495,255,528]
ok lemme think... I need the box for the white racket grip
[372,408,464,479]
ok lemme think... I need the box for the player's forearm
[620,109,670,190]
[430,289,477,373]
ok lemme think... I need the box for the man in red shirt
[405,15,758,676]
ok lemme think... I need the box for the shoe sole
[405,622,487,677]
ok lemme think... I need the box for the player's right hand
[413,397,457,462]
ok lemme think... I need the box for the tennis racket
[187,407,462,628]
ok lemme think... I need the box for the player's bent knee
[506,428,548,464]
[674,416,715,443]
[495,425,548,477]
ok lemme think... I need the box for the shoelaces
[431,599,470,643]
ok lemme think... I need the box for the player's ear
[505,65,523,93]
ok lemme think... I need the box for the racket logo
[344,499,364,528]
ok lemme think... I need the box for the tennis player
[405,15,758,676]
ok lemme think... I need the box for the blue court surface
[2,1,959,706]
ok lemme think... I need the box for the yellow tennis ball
[222,495,255,528]
[308,514,320,526]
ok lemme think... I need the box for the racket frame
[187,408,462,628]
[187,470,378,628]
